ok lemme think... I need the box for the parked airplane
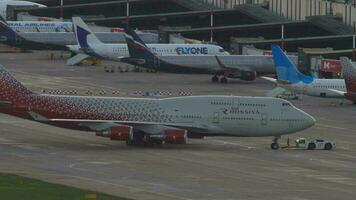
[0,0,45,19]
[330,57,356,104]
[0,16,68,50]
[8,21,72,32]
[119,27,298,83]
[71,17,229,63]
[263,45,346,97]
[0,16,157,50]
[0,65,314,149]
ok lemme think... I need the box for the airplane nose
[304,112,316,128]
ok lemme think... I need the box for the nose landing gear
[271,136,281,150]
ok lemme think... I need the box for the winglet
[271,45,313,84]
[341,57,356,94]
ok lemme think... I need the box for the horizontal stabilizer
[66,53,90,66]
[28,112,50,122]
[0,101,13,106]
[328,89,346,96]
[261,76,277,84]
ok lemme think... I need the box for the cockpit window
[282,102,291,106]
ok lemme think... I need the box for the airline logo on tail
[341,57,356,94]
[76,26,91,49]
[124,27,155,59]
[271,45,313,84]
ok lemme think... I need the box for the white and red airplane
[0,65,315,149]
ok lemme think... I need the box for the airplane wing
[28,112,209,133]
[328,89,346,96]
[261,76,277,84]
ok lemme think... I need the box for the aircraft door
[15,34,22,45]
[261,113,268,126]
[153,57,160,68]
[213,112,219,123]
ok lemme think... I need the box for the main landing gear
[270,136,281,150]
[211,75,228,83]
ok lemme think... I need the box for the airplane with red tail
[0,65,315,149]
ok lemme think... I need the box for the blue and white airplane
[74,17,299,82]
[122,27,301,82]
[71,17,229,63]
[263,45,346,97]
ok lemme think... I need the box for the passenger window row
[239,103,266,107]
[223,117,254,121]
[211,101,232,105]
[313,85,345,89]
[270,118,303,121]
[180,115,202,119]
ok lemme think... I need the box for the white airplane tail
[72,17,103,49]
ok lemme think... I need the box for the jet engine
[239,71,256,81]
[163,129,187,144]
[96,125,133,141]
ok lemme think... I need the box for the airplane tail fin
[0,65,33,103]
[124,27,155,59]
[271,45,313,84]
[72,17,103,49]
[341,57,356,94]
[0,15,24,45]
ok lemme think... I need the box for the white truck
[295,138,335,150]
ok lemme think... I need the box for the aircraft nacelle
[239,71,257,81]
[163,129,187,144]
[96,125,133,141]
[227,70,256,81]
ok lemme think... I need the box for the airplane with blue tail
[71,17,229,66]
[263,45,346,98]
[0,15,68,51]
[120,26,300,83]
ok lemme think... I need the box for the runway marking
[213,139,256,149]
[316,123,356,133]
[305,174,356,186]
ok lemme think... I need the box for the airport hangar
[19,1,353,49]
[20,1,355,70]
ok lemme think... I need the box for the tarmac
[0,51,356,200]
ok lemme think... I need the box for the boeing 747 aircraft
[0,65,314,149]
[113,27,297,83]
[263,45,346,98]
[71,17,229,63]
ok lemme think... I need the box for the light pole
[210,4,214,43]
[60,0,63,20]
[126,0,130,28]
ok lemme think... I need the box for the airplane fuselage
[0,94,314,137]
[124,54,298,74]
[73,43,229,60]
[280,79,346,97]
